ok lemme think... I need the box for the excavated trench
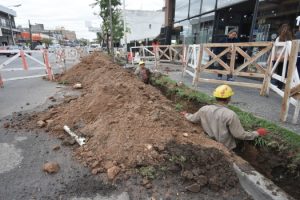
[150,77,300,199]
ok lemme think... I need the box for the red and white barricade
[0,49,54,87]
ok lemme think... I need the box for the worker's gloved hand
[257,128,268,136]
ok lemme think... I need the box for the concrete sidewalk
[168,71,300,134]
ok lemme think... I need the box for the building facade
[55,27,77,41]
[0,5,20,45]
[166,0,300,44]
[122,9,164,45]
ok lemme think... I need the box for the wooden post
[230,44,236,77]
[182,45,188,77]
[261,44,274,96]
[280,40,299,122]
[154,46,158,71]
[260,43,275,96]
[193,45,203,87]
[169,46,172,62]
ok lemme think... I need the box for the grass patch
[175,103,183,111]
[58,79,69,85]
[151,74,300,161]
[138,166,156,180]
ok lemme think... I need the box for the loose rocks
[43,162,60,174]
[107,166,121,180]
[37,120,46,128]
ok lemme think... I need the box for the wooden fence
[190,42,273,95]
[185,41,300,124]
[130,41,300,124]
[130,45,185,70]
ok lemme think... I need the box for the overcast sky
[0,0,164,40]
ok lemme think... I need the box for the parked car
[3,46,21,57]
[0,46,9,56]
[34,45,45,50]
[88,44,101,53]
[0,45,31,57]
[48,44,61,53]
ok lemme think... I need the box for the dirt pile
[19,53,247,194]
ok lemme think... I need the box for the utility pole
[28,20,33,50]
[109,0,114,60]
[8,14,15,45]
[123,0,127,52]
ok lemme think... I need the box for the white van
[89,44,101,53]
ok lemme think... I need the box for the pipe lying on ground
[63,125,86,146]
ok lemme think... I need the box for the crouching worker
[181,85,268,150]
[134,61,151,84]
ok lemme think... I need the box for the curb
[233,163,294,200]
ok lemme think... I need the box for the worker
[181,85,268,150]
[134,61,151,84]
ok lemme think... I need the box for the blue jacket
[214,36,240,61]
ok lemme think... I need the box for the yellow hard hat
[139,61,145,65]
[213,85,234,99]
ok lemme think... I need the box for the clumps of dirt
[17,53,247,195]
[165,141,239,191]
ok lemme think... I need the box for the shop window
[175,0,189,22]
[1,18,6,27]
[178,20,193,44]
[199,13,215,43]
[218,0,247,9]
[201,0,216,13]
[189,0,201,18]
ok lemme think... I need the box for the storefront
[255,0,300,41]
[173,0,300,44]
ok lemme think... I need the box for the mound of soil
[14,53,250,197]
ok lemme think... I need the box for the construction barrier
[190,42,273,93]
[130,45,185,70]
[0,49,54,87]
[181,41,300,124]
[130,41,300,124]
[268,40,300,123]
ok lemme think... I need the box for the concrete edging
[233,163,294,200]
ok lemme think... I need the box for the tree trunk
[106,34,110,54]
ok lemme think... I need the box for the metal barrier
[0,49,54,87]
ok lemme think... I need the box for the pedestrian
[273,24,293,89]
[134,61,151,84]
[181,85,268,150]
[214,29,240,81]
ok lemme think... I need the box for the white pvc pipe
[63,125,86,146]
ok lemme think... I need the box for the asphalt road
[0,53,65,119]
[0,54,129,200]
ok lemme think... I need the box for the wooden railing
[192,42,273,94]
[130,41,300,124]
[130,45,185,70]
